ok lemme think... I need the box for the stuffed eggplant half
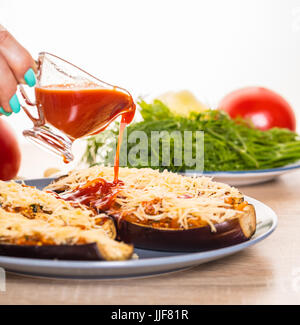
[115,203,256,251]
[0,181,133,261]
[45,166,257,252]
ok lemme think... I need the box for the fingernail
[24,68,36,87]
[9,94,20,113]
[0,107,12,116]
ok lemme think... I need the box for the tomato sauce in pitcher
[35,83,136,181]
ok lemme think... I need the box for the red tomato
[219,87,296,131]
[0,118,21,180]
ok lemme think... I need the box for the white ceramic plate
[0,179,277,279]
[183,162,300,186]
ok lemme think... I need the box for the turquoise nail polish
[24,68,36,87]
[0,107,12,116]
[9,94,20,113]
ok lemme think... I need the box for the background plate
[183,162,300,186]
[0,178,277,279]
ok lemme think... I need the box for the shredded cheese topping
[0,208,132,260]
[0,207,106,245]
[0,180,111,234]
[46,167,245,231]
[0,181,133,260]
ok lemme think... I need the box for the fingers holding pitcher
[0,25,37,88]
[0,53,19,116]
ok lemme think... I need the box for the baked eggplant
[0,208,134,261]
[45,166,257,253]
[114,204,256,252]
[0,181,134,261]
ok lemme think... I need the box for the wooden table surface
[1,170,300,305]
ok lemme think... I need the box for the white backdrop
[1,0,300,141]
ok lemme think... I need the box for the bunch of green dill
[82,99,300,172]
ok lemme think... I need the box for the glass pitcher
[19,52,135,162]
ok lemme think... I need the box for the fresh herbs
[82,99,300,172]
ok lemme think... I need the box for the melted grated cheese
[0,180,114,238]
[0,208,132,261]
[0,181,133,260]
[45,167,245,231]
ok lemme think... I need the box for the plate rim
[183,161,300,175]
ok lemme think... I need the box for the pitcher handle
[19,84,45,127]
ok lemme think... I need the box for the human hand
[0,24,37,116]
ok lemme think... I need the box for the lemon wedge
[157,90,208,116]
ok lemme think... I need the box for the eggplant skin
[116,204,256,252]
[0,243,104,260]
